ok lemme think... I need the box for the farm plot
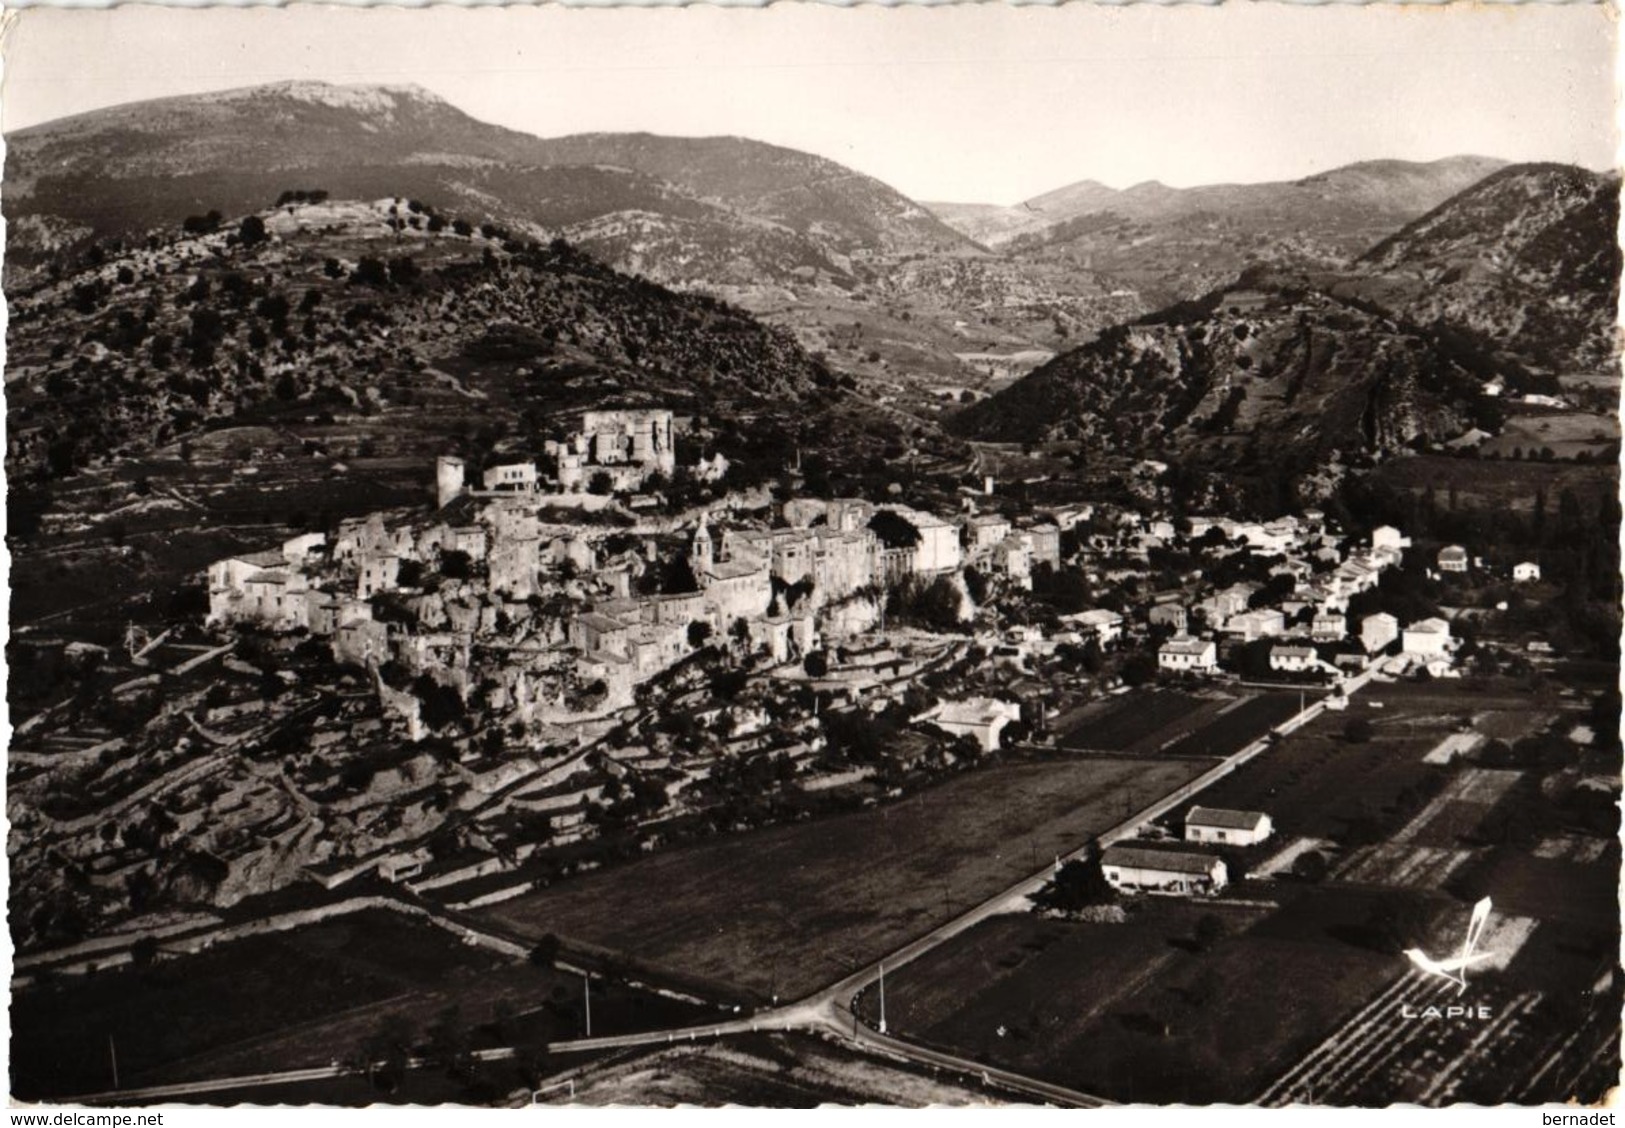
[9,910,500,1098]
[479,757,1210,1001]
[1371,454,1618,517]
[1260,973,1556,1106]
[852,902,1265,1083]
[1057,690,1211,753]
[1474,710,1556,743]
[1452,845,1621,930]
[1164,711,1440,844]
[1423,733,1481,765]
[1337,769,1522,887]
[1008,887,1441,1103]
[9,909,704,1099]
[1158,693,1304,759]
[1261,920,1614,1108]
[1478,410,1619,461]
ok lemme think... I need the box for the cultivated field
[1056,689,1214,753]
[1167,680,1562,845]
[1477,410,1618,461]
[10,910,495,1098]
[480,756,1210,1000]
[1157,693,1305,759]
[852,903,1258,1077]
[869,887,1444,1104]
[9,909,707,1099]
[1263,926,1620,1106]
[1337,768,1522,887]
[1455,846,1622,932]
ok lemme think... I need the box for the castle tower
[436,455,466,509]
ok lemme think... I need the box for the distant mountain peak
[221,79,450,111]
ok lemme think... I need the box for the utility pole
[108,1035,119,1090]
[583,973,592,1039]
[878,963,887,1035]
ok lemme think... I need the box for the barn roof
[1160,636,1213,656]
[1186,806,1268,831]
[1101,846,1221,875]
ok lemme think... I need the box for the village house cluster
[204,408,1069,739]
[1136,519,1465,681]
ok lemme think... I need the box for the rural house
[1402,617,1453,659]
[1184,806,1273,846]
[1311,613,1346,642]
[1513,562,1542,582]
[482,461,539,492]
[1159,635,1217,674]
[1437,545,1469,573]
[1100,845,1228,895]
[1269,644,1319,673]
[1227,608,1286,642]
[1149,598,1188,632]
[1371,525,1412,556]
[1360,612,1399,654]
[921,697,1022,752]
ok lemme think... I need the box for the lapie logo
[1400,896,1495,1019]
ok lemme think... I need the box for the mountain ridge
[926,156,1512,247]
[5,81,977,291]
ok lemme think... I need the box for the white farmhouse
[1185,806,1273,847]
[1371,525,1412,555]
[1100,846,1228,895]
[1269,644,1319,673]
[1159,635,1218,674]
[1227,608,1286,642]
[924,697,1023,752]
[1361,612,1400,654]
[206,549,293,626]
[1402,617,1453,659]
[1437,545,1469,574]
[1513,562,1542,583]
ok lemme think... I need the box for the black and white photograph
[2,1,1620,1109]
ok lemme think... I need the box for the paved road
[70,679,1369,1107]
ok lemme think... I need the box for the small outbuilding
[1185,806,1273,846]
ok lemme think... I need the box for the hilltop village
[110,401,1544,916]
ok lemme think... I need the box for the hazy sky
[3,3,1617,204]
